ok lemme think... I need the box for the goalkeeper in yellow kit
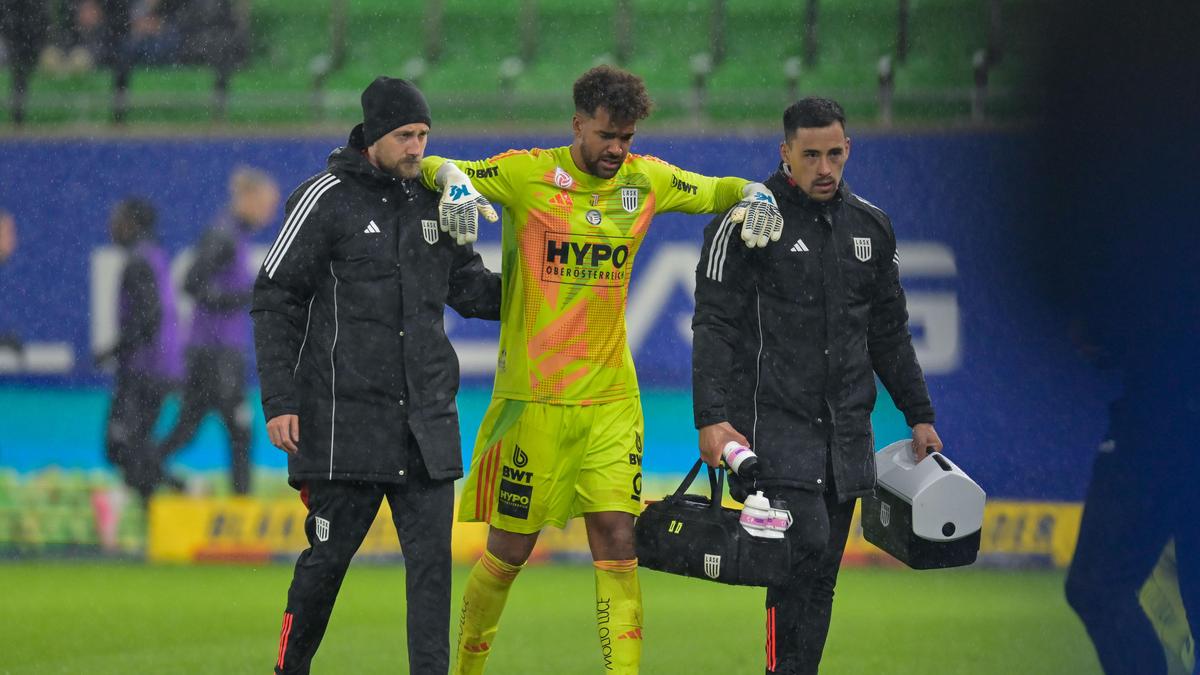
[422,66,784,674]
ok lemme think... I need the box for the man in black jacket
[692,97,941,675]
[252,76,501,675]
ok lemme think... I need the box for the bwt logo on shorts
[543,233,632,287]
[670,175,698,195]
[503,466,533,483]
[498,479,533,519]
[466,165,499,179]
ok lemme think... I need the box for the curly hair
[572,66,654,123]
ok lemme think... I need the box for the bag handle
[670,460,725,511]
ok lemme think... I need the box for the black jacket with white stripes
[252,125,501,485]
[692,168,934,501]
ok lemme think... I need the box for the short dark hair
[573,66,654,123]
[114,197,157,236]
[783,97,846,140]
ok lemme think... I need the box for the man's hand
[698,421,750,468]
[729,182,784,249]
[911,423,943,462]
[435,163,498,245]
[267,414,300,455]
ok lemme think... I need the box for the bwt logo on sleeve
[670,175,698,195]
[542,233,633,287]
[467,166,499,179]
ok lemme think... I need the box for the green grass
[0,561,1099,674]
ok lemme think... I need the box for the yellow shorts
[458,397,645,534]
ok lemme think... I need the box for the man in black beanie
[253,76,501,674]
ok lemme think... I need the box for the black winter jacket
[692,168,934,501]
[252,125,501,484]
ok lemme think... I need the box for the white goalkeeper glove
[729,182,784,248]
[435,163,498,245]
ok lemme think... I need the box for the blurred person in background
[1032,2,1199,673]
[109,0,246,122]
[39,0,114,75]
[156,166,279,496]
[692,97,940,675]
[96,197,183,505]
[253,76,500,674]
[0,210,15,263]
[0,210,21,356]
[0,0,49,124]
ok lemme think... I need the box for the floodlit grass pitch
[0,562,1098,674]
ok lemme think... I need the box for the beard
[582,146,623,179]
[388,157,421,180]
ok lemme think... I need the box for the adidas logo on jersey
[364,220,381,234]
[790,237,809,253]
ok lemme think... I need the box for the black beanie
[361,76,432,146]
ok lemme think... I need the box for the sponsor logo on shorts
[512,444,528,468]
[630,472,642,501]
[497,479,533,519]
[502,466,533,483]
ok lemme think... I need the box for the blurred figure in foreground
[98,197,182,504]
[1034,2,1199,673]
[156,166,279,495]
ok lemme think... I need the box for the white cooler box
[860,440,986,569]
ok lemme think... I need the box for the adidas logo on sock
[364,220,381,234]
[790,237,809,253]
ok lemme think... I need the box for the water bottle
[722,441,760,479]
[739,491,792,538]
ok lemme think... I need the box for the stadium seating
[2,0,1039,129]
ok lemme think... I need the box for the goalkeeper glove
[730,182,784,249]
[435,163,498,245]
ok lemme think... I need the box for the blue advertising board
[0,132,1116,500]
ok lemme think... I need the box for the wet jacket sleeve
[692,209,757,428]
[867,226,935,426]
[185,229,251,311]
[447,243,501,320]
[115,258,161,362]
[251,183,336,421]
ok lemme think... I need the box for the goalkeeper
[422,65,784,675]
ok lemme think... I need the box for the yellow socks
[594,560,643,674]
[454,551,523,675]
